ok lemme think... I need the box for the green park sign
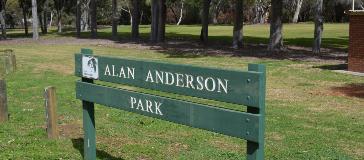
[75,48,266,160]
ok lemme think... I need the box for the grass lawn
[0,24,363,159]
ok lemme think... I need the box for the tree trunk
[57,12,62,33]
[42,0,48,34]
[292,0,303,23]
[81,1,90,32]
[233,0,243,49]
[22,2,28,36]
[131,0,140,40]
[177,0,184,25]
[268,0,283,51]
[200,0,211,44]
[112,0,118,39]
[76,0,81,37]
[32,0,39,40]
[0,0,6,40]
[150,0,159,42]
[49,11,53,28]
[157,0,166,42]
[90,0,97,38]
[313,0,323,54]
[39,14,44,33]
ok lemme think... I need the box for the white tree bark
[292,0,303,23]
[32,0,39,40]
[177,0,184,25]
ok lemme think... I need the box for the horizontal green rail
[75,54,264,108]
[76,81,261,142]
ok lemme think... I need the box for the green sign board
[75,48,266,160]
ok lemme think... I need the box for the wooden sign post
[44,86,59,138]
[0,79,7,122]
[75,49,266,160]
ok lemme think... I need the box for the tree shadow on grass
[71,138,124,160]
[313,64,348,70]
[330,83,364,98]
[4,26,349,62]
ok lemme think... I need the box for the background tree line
[1,0,362,30]
[0,0,363,52]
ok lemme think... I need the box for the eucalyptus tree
[313,0,323,54]
[31,0,39,40]
[200,0,211,44]
[292,0,303,23]
[19,0,30,35]
[268,0,284,51]
[131,0,141,40]
[90,0,96,38]
[112,0,118,39]
[0,0,6,39]
[150,0,166,42]
[233,0,243,49]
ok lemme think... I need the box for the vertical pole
[0,79,7,122]
[247,64,266,160]
[44,86,59,138]
[353,0,355,11]
[81,48,96,160]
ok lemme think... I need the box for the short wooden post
[44,86,59,138]
[0,79,8,122]
[0,49,16,75]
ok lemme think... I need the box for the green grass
[7,23,349,49]
[0,24,363,159]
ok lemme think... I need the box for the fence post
[80,48,96,160]
[0,79,8,122]
[44,86,59,138]
[246,64,266,160]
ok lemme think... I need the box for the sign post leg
[247,64,266,160]
[80,48,96,160]
[83,96,96,160]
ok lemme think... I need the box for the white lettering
[155,71,164,84]
[112,65,118,76]
[165,72,174,85]
[196,76,204,90]
[128,68,135,79]
[217,78,228,94]
[205,77,216,92]
[154,101,163,115]
[136,99,145,111]
[145,70,154,82]
[119,67,126,78]
[145,100,154,113]
[185,74,195,89]
[130,97,137,108]
[175,73,184,87]
[104,65,111,76]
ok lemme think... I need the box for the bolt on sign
[75,48,266,160]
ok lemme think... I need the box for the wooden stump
[0,49,16,76]
[44,86,59,138]
[0,79,8,122]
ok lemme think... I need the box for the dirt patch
[59,123,83,138]
[267,132,284,141]
[167,142,189,155]
[210,139,241,151]
[330,83,364,98]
